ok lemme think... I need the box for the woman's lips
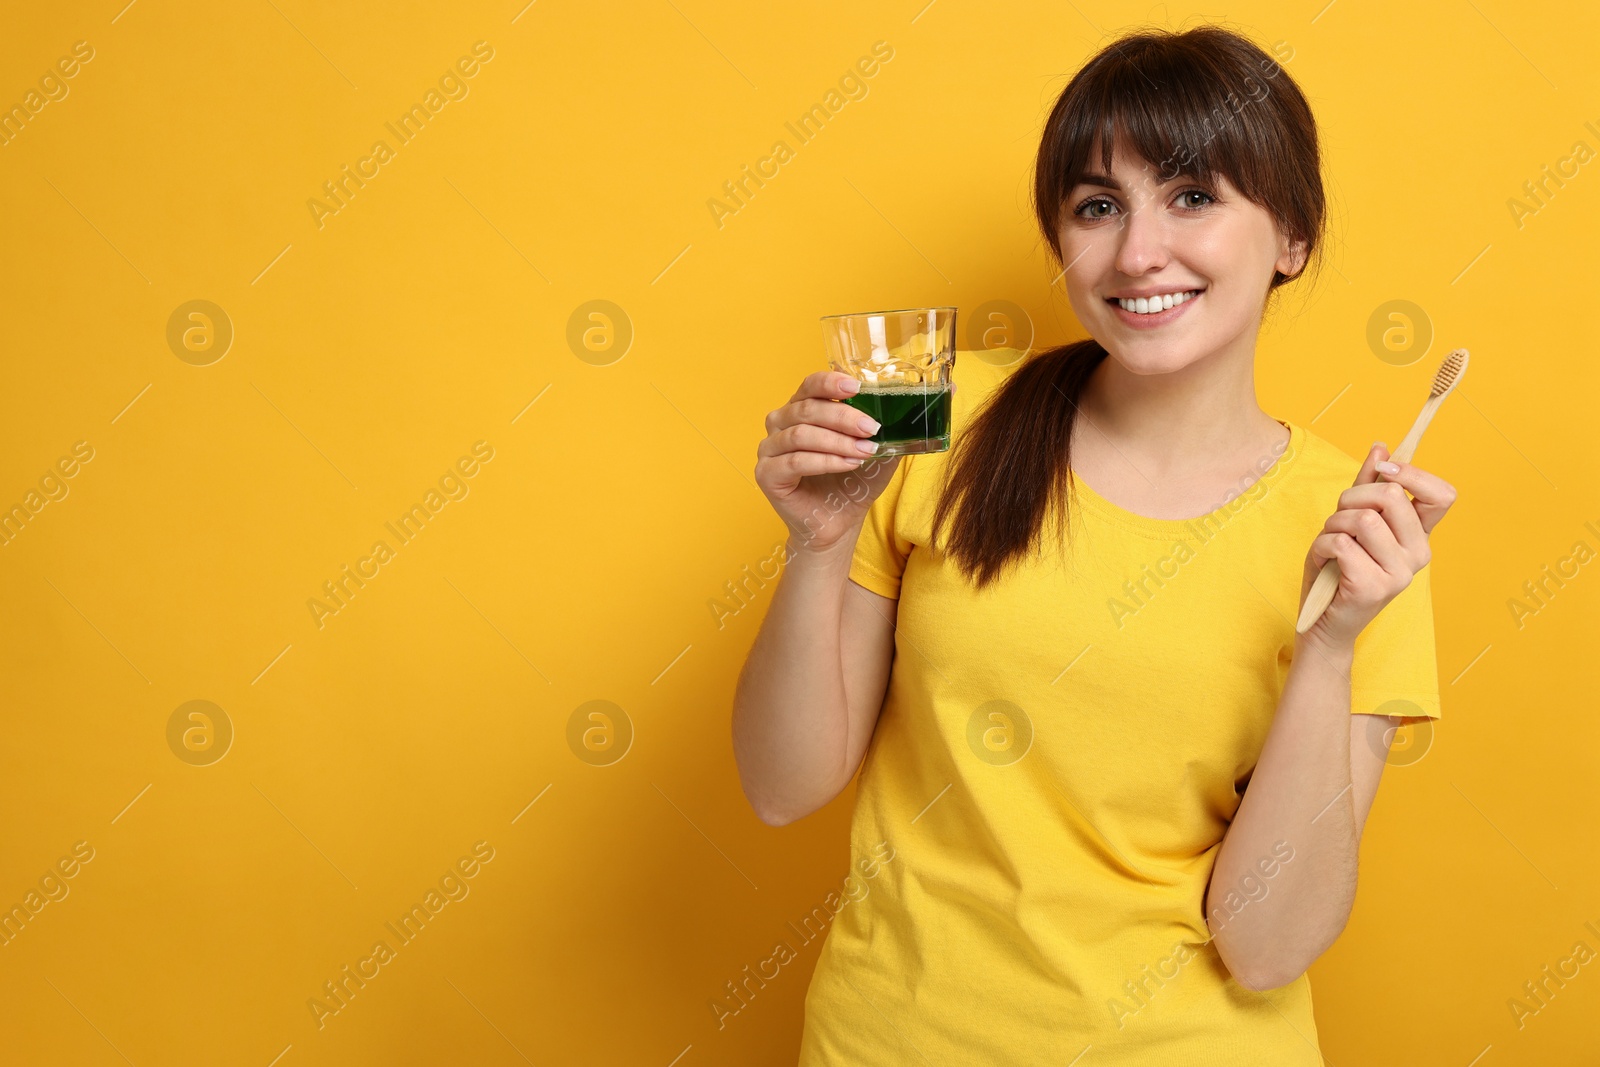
[1106,289,1203,330]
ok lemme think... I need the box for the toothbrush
[1295,348,1469,635]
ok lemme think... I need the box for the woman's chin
[1102,343,1212,376]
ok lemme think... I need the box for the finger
[1321,508,1409,582]
[789,370,863,405]
[1350,441,1387,488]
[1335,481,1429,565]
[767,395,881,438]
[758,422,881,462]
[1372,457,1457,535]
[1306,530,1342,572]
[756,450,866,493]
[1310,529,1386,590]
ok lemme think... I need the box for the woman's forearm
[1204,634,1359,990]
[731,536,857,826]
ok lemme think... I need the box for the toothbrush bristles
[1430,348,1468,398]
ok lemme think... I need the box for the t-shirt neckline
[1067,420,1304,539]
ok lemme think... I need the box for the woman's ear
[1276,236,1309,279]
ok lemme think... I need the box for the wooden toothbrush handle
[1296,559,1342,634]
[1294,395,1442,634]
[1388,392,1443,466]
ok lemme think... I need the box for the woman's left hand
[1299,442,1458,652]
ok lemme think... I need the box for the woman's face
[1055,139,1305,375]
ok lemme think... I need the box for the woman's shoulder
[1289,423,1383,488]
[1259,421,1396,526]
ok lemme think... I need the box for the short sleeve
[1349,562,1441,722]
[848,457,915,600]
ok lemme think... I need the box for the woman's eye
[1077,198,1115,219]
[1177,189,1215,209]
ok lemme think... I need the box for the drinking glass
[819,306,957,457]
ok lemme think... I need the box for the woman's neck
[1075,339,1285,480]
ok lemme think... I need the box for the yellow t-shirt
[798,348,1441,1065]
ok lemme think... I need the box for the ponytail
[930,341,1108,590]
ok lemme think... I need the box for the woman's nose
[1111,200,1170,277]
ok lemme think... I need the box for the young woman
[733,25,1456,1064]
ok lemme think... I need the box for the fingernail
[841,377,861,394]
[1376,460,1400,474]
[856,438,879,454]
[858,416,881,434]
[1371,441,1386,453]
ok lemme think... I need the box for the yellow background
[0,1,1594,1063]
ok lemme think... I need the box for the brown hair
[929,25,1327,589]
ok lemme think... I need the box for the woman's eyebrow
[1073,168,1204,193]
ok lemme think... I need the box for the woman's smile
[1104,287,1206,330]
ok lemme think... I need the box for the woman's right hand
[755,371,903,555]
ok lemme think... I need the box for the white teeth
[1117,289,1201,314]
